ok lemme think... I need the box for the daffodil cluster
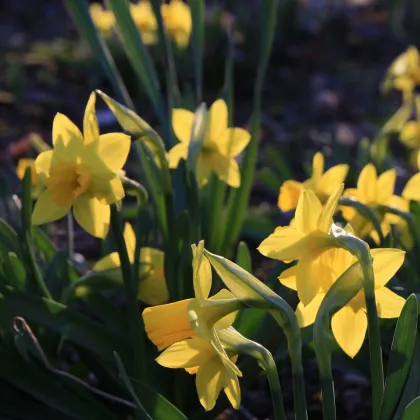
[90,0,192,48]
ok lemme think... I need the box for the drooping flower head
[130,0,158,45]
[342,163,420,248]
[89,3,115,37]
[278,152,348,212]
[385,46,420,100]
[168,99,251,187]
[280,242,406,358]
[93,223,169,305]
[259,185,344,305]
[32,93,130,238]
[161,0,192,48]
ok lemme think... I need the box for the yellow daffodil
[16,158,44,199]
[93,223,169,305]
[168,99,251,187]
[342,163,420,247]
[89,3,115,37]
[278,152,348,212]
[386,46,420,100]
[161,0,192,48]
[280,246,406,357]
[130,1,158,45]
[31,93,130,238]
[156,335,241,411]
[259,185,344,305]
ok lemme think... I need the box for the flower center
[46,162,92,206]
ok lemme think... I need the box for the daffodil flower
[259,185,344,305]
[161,0,192,48]
[342,163,420,248]
[31,93,131,238]
[386,46,420,100]
[156,334,241,411]
[93,223,169,305]
[280,245,406,358]
[278,152,348,212]
[89,3,115,38]
[130,1,158,45]
[168,99,251,187]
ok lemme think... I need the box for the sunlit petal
[331,305,367,358]
[32,189,71,225]
[317,164,349,195]
[258,227,304,261]
[318,184,344,232]
[73,195,110,238]
[211,155,240,188]
[223,364,241,410]
[172,109,194,143]
[312,152,324,180]
[192,243,212,301]
[278,180,303,212]
[207,99,228,141]
[34,151,53,178]
[296,293,325,327]
[376,287,406,318]
[93,252,121,271]
[123,223,136,258]
[83,92,100,144]
[52,113,84,162]
[295,189,322,234]
[168,142,189,168]
[216,128,251,157]
[402,172,420,201]
[278,265,297,290]
[377,169,396,203]
[196,357,224,411]
[371,248,405,286]
[357,164,377,203]
[195,153,212,187]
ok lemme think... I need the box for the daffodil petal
[318,164,349,195]
[400,121,420,148]
[312,152,324,180]
[278,265,297,290]
[278,180,303,212]
[318,184,344,232]
[296,293,325,327]
[207,99,228,141]
[123,223,136,258]
[35,151,53,178]
[295,189,322,234]
[91,174,125,205]
[370,248,405,286]
[172,109,194,143]
[402,172,420,201]
[377,169,396,203]
[196,357,224,411]
[52,113,84,162]
[168,142,189,169]
[258,227,304,262]
[211,155,240,188]
[216,128,251,157]
[32,189,71,225]
[138,273,169,305]
[156,337,213,369]
[84,133,131,173]
[93,252,121,271]
[223,365,241,409]
[195,153,212,187]
[212,289,239,329]
[296,253,326,306]
[73,195,110,238]
[331,305,367,358]
[83,92,100,144]
[357,164,377,203]
[376,287,406,318]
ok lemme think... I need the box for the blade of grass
[190,0,205,103]
[65,0,134,109]
[222,0,278,255]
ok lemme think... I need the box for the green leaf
[115,353,188,420]
[236,241,252,272]
[64,0,133,108]
[44,251,70,301]
[0,217,21,255]
[107,0,165,125]
[380,294,418,420]
[33,226,57,261]
[403,396,420,420]
[189,0,205,102]
[3,252,26,290]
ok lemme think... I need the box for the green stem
[320,375,336,420]
[67,212,74,259]
[206,177,226,253]
[110,205,147,384]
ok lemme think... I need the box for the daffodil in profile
[93,223,169,305]
[259,185,345,305]
[168,99,251,187]
[342,163,420,248]
[278,152,348,212]
[31,93,130,238]
[130,1,158,45]
[156,334,241,411]
[280,245,406,357]
[89,3,115,37]
[161,0,192,48]
[385,46,420,100]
